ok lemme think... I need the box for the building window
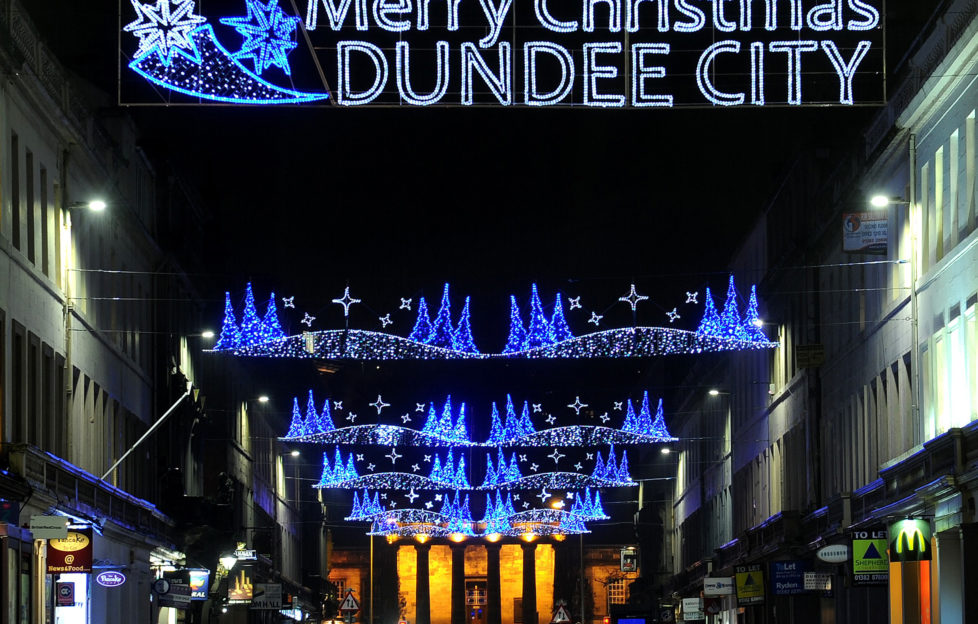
[607,578,628,605]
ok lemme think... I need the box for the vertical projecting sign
[120,0,884,108]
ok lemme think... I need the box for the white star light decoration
[356,454,364,461]
[533,404,542,413]
[385,448,402,464]
[545,415,556,425]
[523,502,531,509]
[588,312,603,326]
[301,313,315,327]
[519,454,527,462]
[379,314,393,328]
[424,455,432,462]
[619,283,650,311]
[405,488,419,503]
[401,414,412,423]
[425,501,434,509]
[586,453,594,460]
[568,397,588,414]
[370,395,390,414]
[415,403,426,412]
[400,298,413,310]
[435,494,443,502]
[574,462,583,470]
[600,413,610,423]
[333,401,343,410]
[566,492,574,500]
[536,488,551,502]
[411,463,420,472]
[368,463,376,471]
[380,493,388,499]
[282,296,295,308]
[219,0,300,76]
[547,449,565,464]
[124,0,206,60]
[332,286,362,317]
[568,296,582,310]
[613,401,623,411]
[530,463,540,472]
[686,291,699,304]
[667,308,681,323]
[346,413,357,423]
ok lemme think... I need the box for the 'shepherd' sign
[121,0,883,108]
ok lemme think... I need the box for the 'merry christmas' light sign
[122,0,883,107]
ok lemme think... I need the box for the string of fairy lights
[213,277,773,539]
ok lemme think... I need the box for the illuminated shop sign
[888,519,931,563]
[120,0,884,107]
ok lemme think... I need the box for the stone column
[486,542,502,624]
[522,542,538,624]
[961,523,978,619]
[415,543,432,624]
[451,543,466,624]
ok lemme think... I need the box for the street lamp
[200,330,215,339]
[68,199,107,212]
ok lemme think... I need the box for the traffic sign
[339,589,361,613]
[551,604,572,623]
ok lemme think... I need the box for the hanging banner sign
[843,212,888,254]
[119,0,884,108]
[47,527,93,574]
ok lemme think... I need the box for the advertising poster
[250,583,283,610]
[228,566,254,604]
[770,560,811,595]
[852,527,889,585]
[735,564,765,605]
[189,569,211,600]
[47,527,93,574]
[843,212,888,254]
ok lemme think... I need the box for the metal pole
[579,533,585,624]
[101,382,192,481]
[909,133,921,439]
[369,535,374,624]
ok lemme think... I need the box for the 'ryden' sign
[120,0,883,107]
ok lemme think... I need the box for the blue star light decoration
[220,0,300,75]
[125,0,206,60]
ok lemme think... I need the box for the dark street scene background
[2,0,977,623]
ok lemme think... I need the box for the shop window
[608,578,628,605]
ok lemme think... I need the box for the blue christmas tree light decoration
[482,453,497,487]
[487,403,505,445]
[350,490,362,518]
[319,399,335,433]
[503,296,528,353]
[408,297,433,342]
[455,455,469,488]
[636,392,654,434]
[592,452,605,480]
[619,450,632,483]
[605,446,620,481]
[430,455,444,482]
[319,451,334,486]
[649,398,677,441]
[622,399,638,433]
[507,453,522,482]
[502,395,520,441]
[214,292,241,350]
[550,293,573,342]
[718,275,748,341]
[518,401,536,437]
[422,403,438,435]
[303,390,319,435]
[345,453,357,480]
[286,398,303,437]
[696,287,721,337]
[428,283,455,349]
[239,283,263,346]
[743,285,769,343]
[454,296,480,354]
[526,284,555,349]
[437,396,455,439]
[452,403,468,443]
[259,292,286,343]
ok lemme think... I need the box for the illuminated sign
[228,567,255,603]
[189,569,211,600]
[888,519,931,563]
[47,527,93,574]
[95,572,127,588]
[120,0,884,107]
